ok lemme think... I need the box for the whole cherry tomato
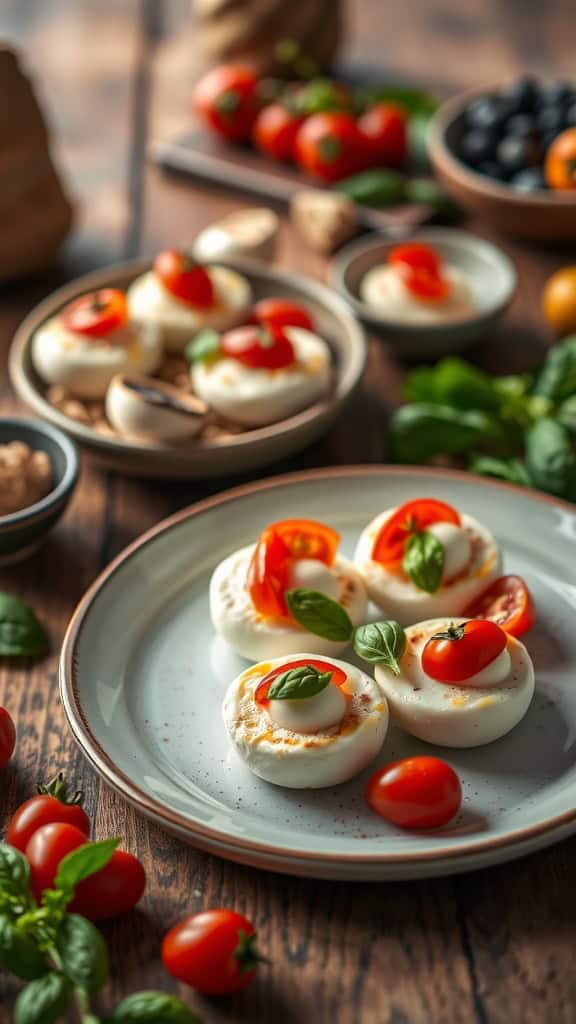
[61,289,128,338]
[194,65,260,142]
[255,658,347,705]
[389,243,450,301]
[358,102,407,168]
[26,823,88,902]
[542,266,576,335]
[253,103,305,161]
[247,519,340,618]
[220,324,296,369]
[154,250,214,308]
[162,909,263,995]
[463,575,535,638]
[422,619,507,683]
[372,498,460,567]
[545,127,576,190]
[294,113,366,182]
[366,757,462,829]
[252,297,314,332]
[0,707,15,769]
[7,773,90,852]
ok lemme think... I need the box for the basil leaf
[404,178,463,221]
[14,973,72,1024]
[54,837,119,900]
[267,665,332,701]
[0,594,49,658]
[358,84,438,116]
[54,913,108,994]
[109,991,200,1023]
[469,455,530,487]
[533,336,576,404]
[388,404,506,463]
[184,328,220,364]
[403,531,444,593]
[525,417,576,500]
[335,169,406,207]
[557,395,576,438]
[0,915,48,980]
[0,843,31,900]
[285,589,353,642]
[404,358,500,412]
[353,621,406,675]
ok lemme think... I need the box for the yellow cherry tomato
[542,266,576,335]
[545,128,576,190]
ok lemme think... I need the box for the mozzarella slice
[354,509,501,625]
[105,373,207,443]
[360,264,474,323]
[427,521,471,581]
[210,544,367,661]
[223,655,389,788]
[374,618,535,748]
[269,680,347,734]
[191,326,331,427]
[31,318,162,400]
[127,265,251,353]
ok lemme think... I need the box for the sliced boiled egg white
[105,373,207,443]
[191,326,331,427]
[354,510,501,625]
[210,545,367,661]
[31,318,162,400]
[223,654,389,788]
[375,618,535,747]
[360,264,474,323]
[127,265,251,353]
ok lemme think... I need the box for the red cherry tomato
[247,519,340,619]
[254,658,347,705]
[389,243,443,277]
[7,774,90,852]
[366,757,462,829]
[194,65,259,141]
[220,324,296,369]
[61,289,128,338]
[294,113,366,182]
[358,102,407,168]
[162,909,262,995]
[422,619,507,683]
[389,243,450,302]
[463,575,536,638]
[26,823,87,902]
[154,250,214,308]
[372,498,460,567]
[253,103,305,161]
[0,707,15,769]
[252,297,314,332]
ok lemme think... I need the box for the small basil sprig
[285,589,353,642]
[402,531,444,593]
[0,594,49,658]
[185,328,220,364]
[268,665,333,701]
[353,621,406,675]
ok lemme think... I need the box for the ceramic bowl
[329,228,517,359]
[428,88,576,242]
[9,259,366,479]
[0,417,79,566]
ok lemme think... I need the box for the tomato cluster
[193,65,408,183]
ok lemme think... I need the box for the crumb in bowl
[0,441,52,515]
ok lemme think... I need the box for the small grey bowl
[329,228,517,359]
[0,417,79,566]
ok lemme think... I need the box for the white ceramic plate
[60,467,576,880]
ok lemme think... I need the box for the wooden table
[1,2,575,1021]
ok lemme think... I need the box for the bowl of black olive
[428,76,576,241]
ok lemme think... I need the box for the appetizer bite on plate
[211,518,367,660]
[354,497,501,625]
[127,249,251,353]
[32,289,162,399]
[360,242,474,323]
[105,373,208,443]
[222,655,389,788]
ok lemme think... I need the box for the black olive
[537,106,566,134]
[565,104,576,128]
[465,96,509,131]
[509,167,548,192]
[459,129,497,165]
[538,80,572,108]
[505,113,538,138]
[541,131,561,154]
[496,135,540,174]
[477,160,509,181]
[501,76,539,115]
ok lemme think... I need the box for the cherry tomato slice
[247,519,340,619]
[154,250,214,308]
[402,268,451,301]
[422,619,507,683]
[365,757,462,829]
[252,297,314,332]
[463,575,535,638]
[255,658,347,705]
[372,498,460,567]
[162,909,261,995]
[220,324,296,369]
[389,243,443,276]
[61,289,128,338]
[0,707,15,770]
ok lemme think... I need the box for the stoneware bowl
[329,228,517,359]
[428,88,576,242]
[0,417,79,566]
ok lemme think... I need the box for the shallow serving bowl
[428,88,576,242]
[9,259,366,479]
[0,417,79,565]
[329,228,516,359]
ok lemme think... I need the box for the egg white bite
[354,509,502,625]
[360,264,474,323]
[127,265,251,353]
[32,318,162,400]
[105,373,207,443]
[210,544,367,661]
[223,654,389,788]
[191,326,331,427]
[375,618,535,748]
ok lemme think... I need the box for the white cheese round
[105,373,206,443]
[360,264,474,323]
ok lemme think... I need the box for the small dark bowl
[0,418,79,565]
